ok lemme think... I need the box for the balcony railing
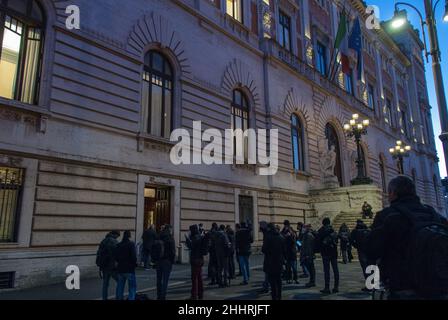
[264,39,373,115]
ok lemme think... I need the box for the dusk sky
[367,0,448,178]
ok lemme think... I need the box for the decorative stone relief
[221,59,260,107]
[125,12,191,76]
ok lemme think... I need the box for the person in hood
[317,218,339,295]
[186,224,208,300]
[115,230,137,300]
[155,225,176,300]
[97,230,120,300]
[262,223,286,300]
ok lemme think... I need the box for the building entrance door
[144,187,171,232]
[239,195,254,227]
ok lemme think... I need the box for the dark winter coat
[97,233,119,272]
[114,239,137,274]
[364,195,447,291]
[142,228,157,251]
[281,228,298,261]
[226,229,235,255]
[300,230,315,261]
[214,231,230,258]
[262,229,286,275]
[186,225,206,261]
[317,225,338,258]
[235,228,253,256]
[159,230,176,264]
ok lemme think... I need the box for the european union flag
[349,18,363,80]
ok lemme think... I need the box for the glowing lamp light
[363,119,370,127]
[392,10,407,29]
[357,124,364,130]
[397,140,402,146]
[344,124,351,131]
[352,114,359,120]
[405,146,411,151]
[350,119,356,126]
[389,148,395,154]
[444,3,448,22]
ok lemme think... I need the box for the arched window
[231,89,250,159]
[325,123,343,186]
[0,0,45,104]
[291,114,305,172]
[379,157,387,193]
[142,51,173,138]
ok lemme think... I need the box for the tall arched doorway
[325,123,343,186]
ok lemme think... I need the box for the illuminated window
[291,114,305,172]
[142,51,173,138]
[400,109,408,136]
[344,71,354,95]
[316,42,327,76]
[0,0,44,104]
[278,11,291,51]
[227,0,243,23]
[367,84,375,110]
[231,89,250,160]
[385,98,394,126]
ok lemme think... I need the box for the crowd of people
[96,175,448,301]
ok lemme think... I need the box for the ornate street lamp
[389,140,412,174]
[344,114,373,185]
[391,0,448,178]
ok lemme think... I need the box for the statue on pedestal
[319,139,339,189]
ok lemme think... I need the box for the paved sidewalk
[0,256,372,300]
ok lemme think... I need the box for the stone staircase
[332,211,375,232]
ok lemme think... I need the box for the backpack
[96,238,114,270]
[151,239,165,263]
[395,204,448,297]
[322,231,338,250]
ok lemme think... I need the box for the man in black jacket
[301,225,316,288]
[115,230,137,300]
[364,176,448,299]
[226,225,236,280]
[155,225,176,300]
[317,218,339,295]
[235,222,253,285]
[262,223,286,300]
[215,225,231,288]
[207,223,219,285]
[351,219,371,287]
[97,230,120,300]
[186,224,207,300]
[281,220,299,284]
[141,224,157,269]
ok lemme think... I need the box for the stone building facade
[0,0,445,289]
